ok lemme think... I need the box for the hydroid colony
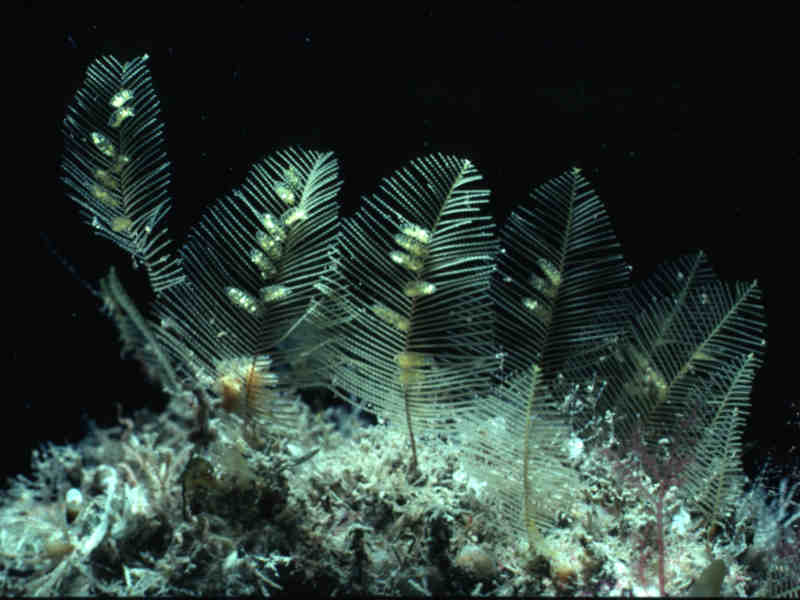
[5,53,795,596]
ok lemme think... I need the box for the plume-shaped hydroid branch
[154,148,342,431]
[596,251,766,535]
[319,154,498,475]
[62,54,184,293]
[598,251,765,445]
[465,168,630,541]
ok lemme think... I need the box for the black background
[10,7,796,490]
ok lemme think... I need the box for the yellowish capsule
[274,183,295,205]
[91,183,119,207]
[536,258,562,287]
[226,287,262,316]
[400,223,431,244]
[94,168,119,190]
[529,274,556,298]
[282,207,308,227]
[394,351,432,369]
[284,166,301,188]
[390,251,424,273]
[522,297,551,324]
[397,367,426,386]
[91,132,116,158]
[394,233,428,257]
[111,154,130,174]
[260,284,292,302]
[256,231,283,259]
[109,89,134,108]
[108,105,135,128]
[403,281,436,297]
[371,303,410,332]
[111,216,133,232]
[250,249,277,279]
[260,213,286,241]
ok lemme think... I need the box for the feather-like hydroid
[317,154,498,474]
[463,168,630,540]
